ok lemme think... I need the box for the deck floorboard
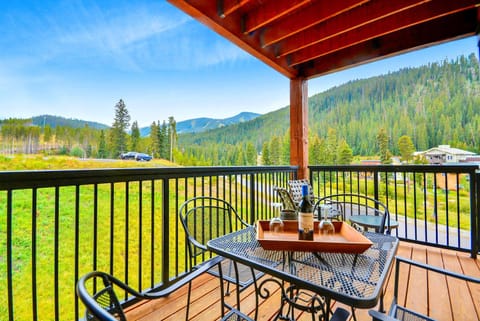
[126,242,480,321]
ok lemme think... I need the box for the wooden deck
[125,242,480,321]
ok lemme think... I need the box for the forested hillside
[309,53,480,155]
[31,115,109,130]
[178,54,480,165]
[140,111,260,136]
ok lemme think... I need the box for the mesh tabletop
[207,227,398,308]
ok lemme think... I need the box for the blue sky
[0,0,477,127]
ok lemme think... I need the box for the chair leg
[250,266,259,321]
[351,307,357,321]
[225,260,233,295]
[218,262,226,319]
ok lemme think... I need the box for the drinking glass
[269,217,284,234]
[318,205,335,236]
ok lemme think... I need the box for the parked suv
[120,151,138,160]
[135,153,152,161]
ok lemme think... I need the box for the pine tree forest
[179,54,480,165]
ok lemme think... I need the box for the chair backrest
[77,272,127,321]
[313,193,390,233]
[274,187,297,211]
[288,179,314,203]
[179,196,249,268]
[78,263,226,321]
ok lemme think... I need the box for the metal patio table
[207,226,399,321]
[349,215,399,233]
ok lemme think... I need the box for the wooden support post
[290,78,309,179]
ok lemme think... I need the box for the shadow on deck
[124,242,480,321]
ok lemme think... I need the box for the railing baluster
[151,179,155,289]
[7,190,13,321]
[138,180,143,291]
[54,187,60,321]
[249,173,255,224]
[74,185,80,321]
[93,184,98,278]
[455,173,460,248]
[433,173,438,244]
[161,178,170,286]
[125,181,129,298]
[472,172,478,258]
[32,188,38,321]
[413,171,418,241]
[423,173,428,243]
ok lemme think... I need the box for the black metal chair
[179,196,261,320]
[273,186,298,220]
[76,264,222,321]
[314,193,396,234]
[288,179,318,205]
[312,195,345,221]
[369,256,480,321]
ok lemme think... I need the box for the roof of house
[421,145,476,156]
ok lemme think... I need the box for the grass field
[0,154,177,170]
[0,155,185,320]
[0,155,261,321]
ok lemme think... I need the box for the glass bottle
[298,184,314,240]
[319,204,336,236]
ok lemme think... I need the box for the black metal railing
[0,166,297,321]
[1,164,479,321]
[310,164,479,257]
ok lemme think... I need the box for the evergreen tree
[377,128,392,164]
[309,134,321,165]
[149,121,159,157]
[97,130,107,158]
[317,138,328,164]
[281,130,290,164]
[245,142,257,165]
[130,121,140,151]
[325,128,338,164]
[270,136,281,165]
[398,135,415,163]
[43,125,52,143]
[262,142,271,165]
[111,99,131,156]
[337,140,353,164]
[159,121,168,159]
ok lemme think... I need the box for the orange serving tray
[256,220,373,253]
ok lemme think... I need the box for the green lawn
[0,155,258,321]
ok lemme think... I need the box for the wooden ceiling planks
[276,0,431,58]
[288,0,480,67]
[167,0,480,79]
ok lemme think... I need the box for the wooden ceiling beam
[243,0,311,34]
[278,0,431,57]
[288,0,480,67]
[261,0,369,47]
[218,0,253,18]
[300,9,478,79]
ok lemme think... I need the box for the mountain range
[27,112,260,136]
[139,112,260,136]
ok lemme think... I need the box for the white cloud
[0,1,250,72]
